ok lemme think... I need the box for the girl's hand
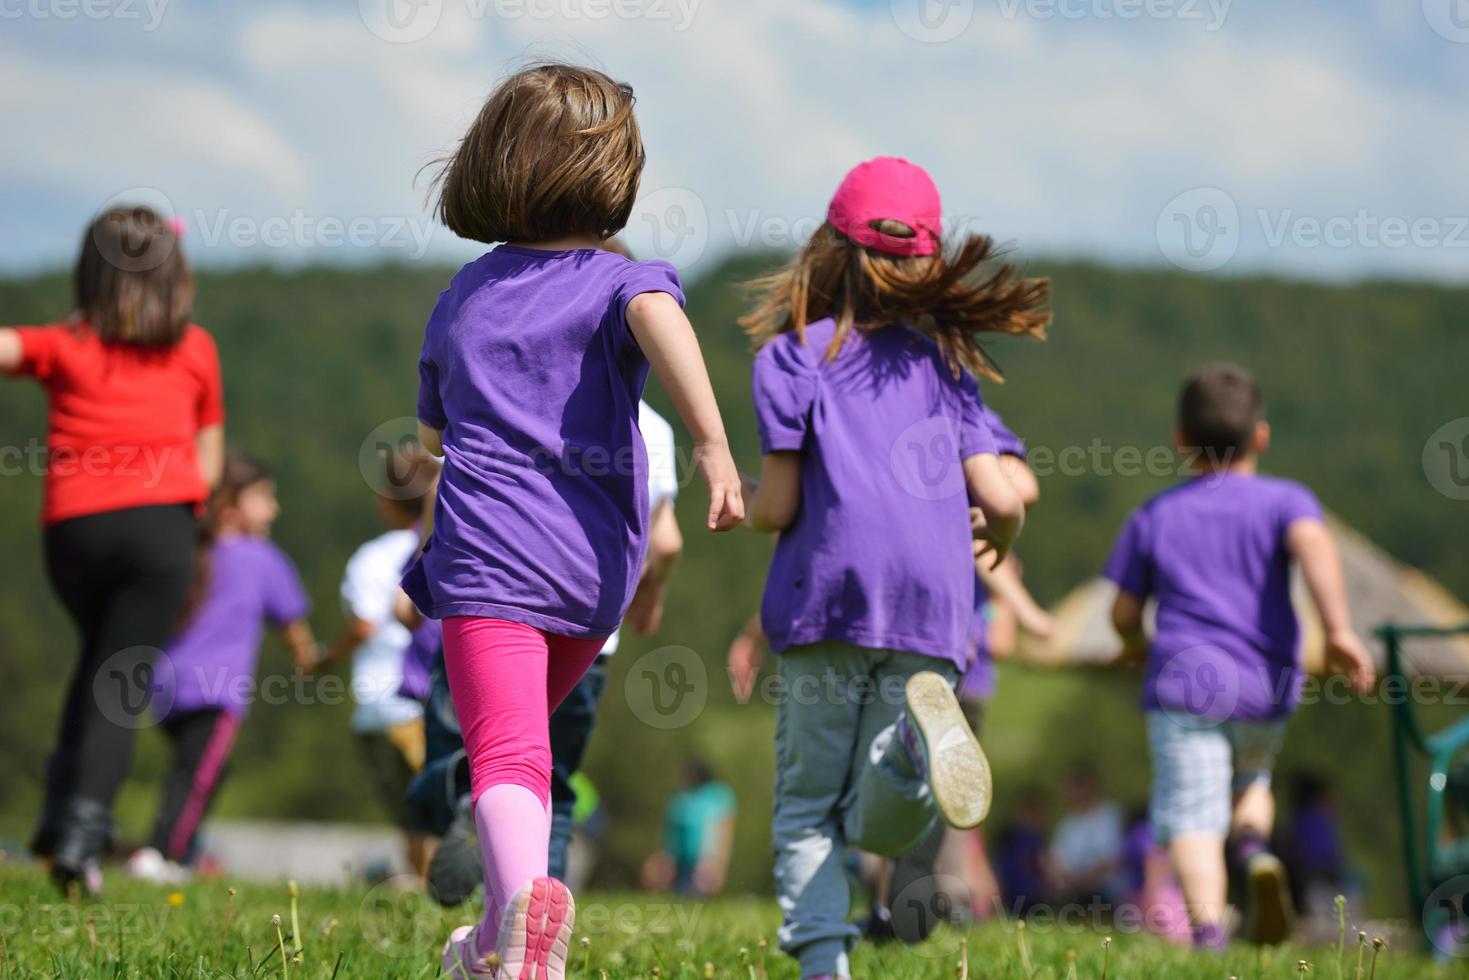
[970,506,1016,570]
[696,441,745,532]
[727,621,766,703]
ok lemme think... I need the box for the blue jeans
[772,642,954,978]
[548,658,608,880]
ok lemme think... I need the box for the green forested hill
[1,256,1464,915]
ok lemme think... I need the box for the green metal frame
[1379,622,1469,925]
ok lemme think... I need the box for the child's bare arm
[1110,590,1148,666]
[727,613,766,703]
[0,329,21,374]
[417,422,443,457]
[627,293,743,532]
[742,453,801,533]
[964,453,1025,568]
[317,616,373,671]
[999,455,1041,508]
[1288,518,1376,692]
[196,423,225,489]
[277,619,321,671]
[977,555,1053,640]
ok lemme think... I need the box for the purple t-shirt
[958,404,1027,700]
[399,618,442,702]
[154,535,310,719]
[403,246,684,635]
[1103,472,1323,721]
[753,318,998,669]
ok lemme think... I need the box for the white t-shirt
[340,528,425,733]
[600,402,679,657]
[1050,801,1125,880]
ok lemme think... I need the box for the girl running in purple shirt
[403,63,743,979]
[738,157,1048,979]
[133,452,317,882]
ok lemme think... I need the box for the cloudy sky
[2,0,1465,282]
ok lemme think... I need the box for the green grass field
[0,865,1447,979]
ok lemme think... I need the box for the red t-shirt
[12,322,225,525]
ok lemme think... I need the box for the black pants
[150,708,239,862]
[39,504,197,839]
[548,657,609,880]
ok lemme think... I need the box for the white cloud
[0,0,1464,282]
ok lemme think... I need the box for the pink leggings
[441,617,607,806]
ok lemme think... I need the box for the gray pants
[772,642,957,977]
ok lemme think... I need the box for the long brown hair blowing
[75,205,194,346]
[741,221,1050,380]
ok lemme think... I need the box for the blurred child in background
[739,156,1047,979]
[641,757,736,896]
[130,452,316,883]
[403,64,742,978]
[1104,363,1375,949]
[0,206,224,894]
[318,445,440,879]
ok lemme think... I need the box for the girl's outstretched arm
[0,329,22,374]
[964,453,1024,568]
[627,292,744,532]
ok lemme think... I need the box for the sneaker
[442,924,496,978]
[888,823,947,944]
[428,795,483,908]
[900,672,992,830]
[1243,852,1293,945]
[127,847,168,883]
[497,878,576,980]
[856,906,895,944]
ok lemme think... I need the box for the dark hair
[74,206,194,346]
[430,63,644,245]
[210,452,275,527]
[179,452,274,629]
[1179,363,1262,460]
[381,445,441,520]
[741,222,1049,381]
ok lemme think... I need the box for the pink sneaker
[498,878,576,980]
[442,878,576,980]
[442,924,495,978]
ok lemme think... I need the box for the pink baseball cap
[826,156,942,257]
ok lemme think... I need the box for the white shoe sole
[498,877,576,980]
[905,672,992,829]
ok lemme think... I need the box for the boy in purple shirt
[131,454,316,882]
[1104,363,1375,950]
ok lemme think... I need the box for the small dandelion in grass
[168,892,185,907]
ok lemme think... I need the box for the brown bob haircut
[431,63,645,245]
[75,205,194,346]
[1178,362,1262,459]
[741,221,1049,381]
